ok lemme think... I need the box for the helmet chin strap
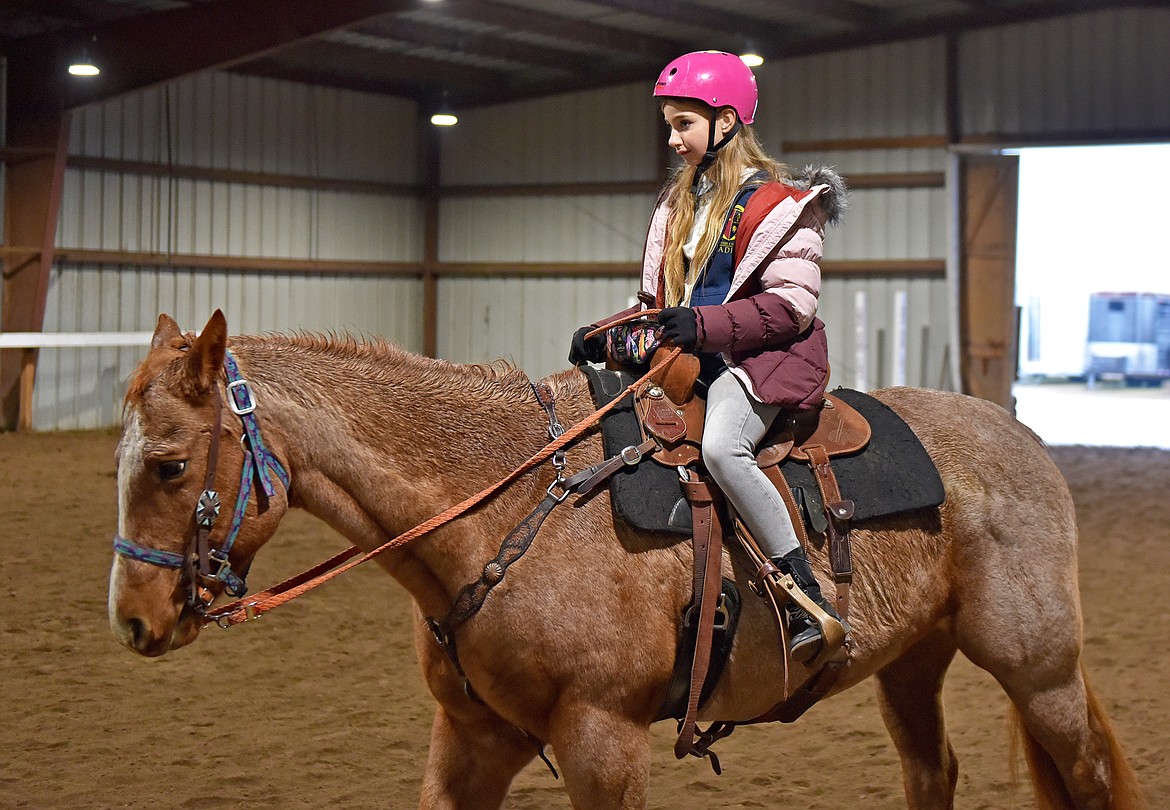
[691,113,743,196]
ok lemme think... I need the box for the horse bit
[113,351,289,615]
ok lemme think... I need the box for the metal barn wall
[437,192,654,379]
[435,82,662,380]
[760,37,953,392]
[440,83,659,185]
[32,73,425,430]
[960,8,1170,136]
[763,37,947,142]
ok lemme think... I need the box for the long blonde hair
[661,115,789,307]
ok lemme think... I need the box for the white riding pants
[702,371,801,559]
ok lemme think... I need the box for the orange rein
[205,311,671,628]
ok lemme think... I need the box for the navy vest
[689,181,763,385]
[688,183,763,307]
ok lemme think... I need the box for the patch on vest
[717,201,746,255]
[578,367,944,536]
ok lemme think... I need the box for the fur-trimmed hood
[793,164,848,226]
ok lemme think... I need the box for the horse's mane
[124,327,589,426]
[245,332,537,403]
[126,329,547,411]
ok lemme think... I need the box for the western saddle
[574,347,871,765]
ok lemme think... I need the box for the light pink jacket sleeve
[756,211,825,333]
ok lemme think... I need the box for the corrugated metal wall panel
[818,275,952,394]
[436,275,636,380]
[960,8,1170,136]
[779,150,949,262]
[758,38,947,141]
[438,194,655,263]
[57,166,424,259]
[439,82,657,185]
[69,72,419,181]
[30,72,429,429]
[316,194,423,262]
[30,9,1170,430]
[827,187,948,262]
[33,263,423,430]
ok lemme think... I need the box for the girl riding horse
[571,50,847,663]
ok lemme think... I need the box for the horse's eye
[158,460,188,481]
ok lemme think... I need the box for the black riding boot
[772,546,841,662]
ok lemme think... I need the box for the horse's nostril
[128,617,148,650]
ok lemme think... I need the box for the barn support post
[1,42,71,432]
[420,112,442,359]
[957,153,1020,411]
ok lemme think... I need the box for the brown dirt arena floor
[1,430,1167,808]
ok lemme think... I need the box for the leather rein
[114,318,673,629]
[113,350,289,614]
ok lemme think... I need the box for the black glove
[568,325,606,365]
[657,307,699,350]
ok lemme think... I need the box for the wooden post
[1,41,71,431]
[959,154,1020,411]
[18,350,37,432]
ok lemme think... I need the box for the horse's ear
[184,310,228,394]
[151,314,182,349]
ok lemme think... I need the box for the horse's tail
[1009,663,1146,810]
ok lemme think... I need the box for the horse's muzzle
[111,608,202,657]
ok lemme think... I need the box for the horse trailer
[1084,292,1170,386]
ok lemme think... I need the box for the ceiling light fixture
[68,47,100,77]
[739,52,764,68]
[430,91,457,127]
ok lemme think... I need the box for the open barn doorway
[1012,143,1170,449]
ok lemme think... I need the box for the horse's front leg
[418,703,537,810]
[548,700,652,810]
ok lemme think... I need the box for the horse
[108,311,1144,810]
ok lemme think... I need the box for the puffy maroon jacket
[642,166,847,409]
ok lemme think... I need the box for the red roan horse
[108,312,1144,809]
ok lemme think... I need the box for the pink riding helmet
[653,50,758,125]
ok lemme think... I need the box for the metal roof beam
[0,0,122,28]
[440,0,684,61]
[769,0,1128,58]
[352,16,585,72]
[235,38,512,100]
[755,0,888,28]
[580,0,803,41]
[448,61,653,109]
[10,0,428,110]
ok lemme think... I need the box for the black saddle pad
[783,387,946,533]
[579,367,945,536]
[580,366,694,535]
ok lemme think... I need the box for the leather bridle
[113,350,289,614]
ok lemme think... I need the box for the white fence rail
[0,332,154,348]
[1,333,154,431]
